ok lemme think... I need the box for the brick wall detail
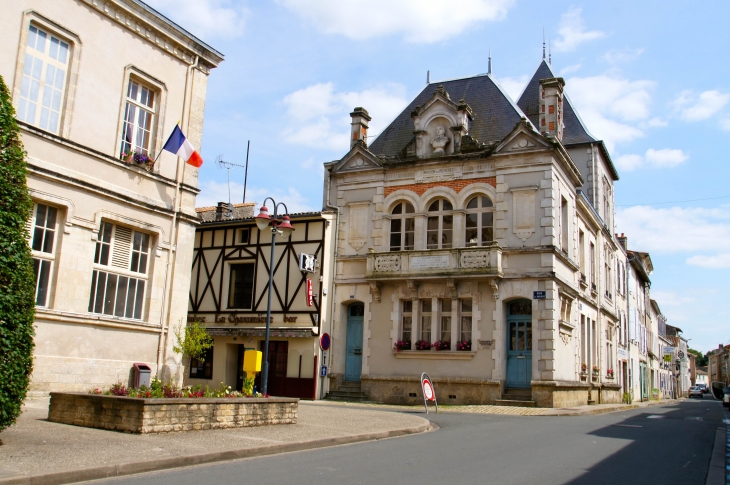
[48,393,298,433]
[384,177,497,197]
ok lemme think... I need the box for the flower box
[415,340,432,351]
[432,340,451,351]
[457,340,471,351]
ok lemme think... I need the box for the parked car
[724,387,730,408]
[699,384,709,394]
[688,386,704,398]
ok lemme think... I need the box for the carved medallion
[460,251,491,269]
[374,255,401,272]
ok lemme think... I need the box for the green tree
[688,349,707,367]
[172,321,213,364]
[0,75,36,432]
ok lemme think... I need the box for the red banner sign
[307,279,313,306]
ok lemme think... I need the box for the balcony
[580,273,587,288]
[366,245,502,281]
[590,283,598,296]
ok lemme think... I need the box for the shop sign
[307,279,313,306]
[299,253,316,273]
[617,348,629,360]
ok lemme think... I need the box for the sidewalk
[0,398,430,485]
[307,398,682,416]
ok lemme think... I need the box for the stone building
[186,204,335,398]
[0,0,222,392]
[322,58,629,407]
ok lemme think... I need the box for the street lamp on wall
[255,198,294,396]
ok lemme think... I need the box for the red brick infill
[384,177,497,197]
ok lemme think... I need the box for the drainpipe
[322,165,340,399]
[156,54,200,379]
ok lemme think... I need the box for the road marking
[647,415,664,419]
[685,417,703,421]
[722,419,730,425]
[613,424,643,428]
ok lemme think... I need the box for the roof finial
[542,28,546,60]
[427,70,430,84]
[549,39,552,64]
[488,48,492,75]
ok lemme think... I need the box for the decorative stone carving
[430,126,450,156]
[509,137,535,150]
[374,255,400,272]
[460,250,490,269]
[347,202,369,251]
[560,332,571,345]
[489,280,499,300]
[511,187,537,242]
[407,280,419,300]
[446,279,457,299]
[369,282,381,303]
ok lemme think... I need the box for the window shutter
[112,226,132,269]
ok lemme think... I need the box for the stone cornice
[81,0,224,70]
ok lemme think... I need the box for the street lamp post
[255,198,294,396]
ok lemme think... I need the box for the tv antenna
[214,141,251,217]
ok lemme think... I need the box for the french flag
[162,125,203,167]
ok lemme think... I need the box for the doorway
[345,303,364,382]
[506,299,532,388]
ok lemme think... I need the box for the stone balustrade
[366,245,502,280]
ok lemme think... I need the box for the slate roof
[369,74,530,157]
[517,60,596,146]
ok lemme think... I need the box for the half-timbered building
[187,203,334,399]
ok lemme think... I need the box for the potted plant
[393,340,410,352]
[432,340,450,351]
[592,365,600,381]
[606,369,614,379]
[457,340,471,351]
[580,363,588,381]
[121,149,155,172]
[415,340,432,351]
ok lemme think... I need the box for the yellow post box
[243,350,262,379]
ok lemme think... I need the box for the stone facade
[48,393,297,433]
[0,0,222,393]
[321,60,658,408]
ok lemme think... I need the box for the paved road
[98,396,725,485]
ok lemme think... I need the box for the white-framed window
[17,24,70,134]
[460,300,472,343]
[426,198,453,249]
[88,221,151,320]
[120,79,156,156]
[465,195,494,247]
[420,299,432,342]
[439,299,452,344]
[401,300,413,345]
[389,201,415,251]
[30,203,59,306]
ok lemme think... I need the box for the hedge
[0,74,36,432]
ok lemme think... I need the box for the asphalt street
[94,396,725,485]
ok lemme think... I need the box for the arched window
[465,195,494,247]
[427,198,453,249]
[390,202,415,251]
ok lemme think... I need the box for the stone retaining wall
[48,393,297,433]
[531,380,591,408]
[361,375,501,405]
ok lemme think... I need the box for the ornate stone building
[322,58,628,407]
[0,0,222,392]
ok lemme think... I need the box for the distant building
[1,0,222,392]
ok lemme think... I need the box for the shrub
[0,74,36,432]
[172,320,213,368]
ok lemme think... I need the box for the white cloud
[276,0,515,43]
[496,75,529,101]
[281,82,409,151]
[721,118,730,131]
[644,148,688,167]
[197,180,317,213]
[672,90,730,121]
[553,7,605,52]
[559,64,582,75]
[566,74,655,150]
[603,48,644,64]
[686,253,730,269]
[642,117,668,128]
[614,148,688,171]
[144,0,247,40]
[616,205,730,255]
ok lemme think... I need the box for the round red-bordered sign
[320,333,331,351]
[422,379,435,401]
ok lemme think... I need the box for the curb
[542,399,681,417]
[0,421,431,485]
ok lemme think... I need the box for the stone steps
[325,382,369,402]
[494,399,537,407]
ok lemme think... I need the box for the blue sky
[147,0,730,354]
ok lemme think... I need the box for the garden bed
[48,393,298,434]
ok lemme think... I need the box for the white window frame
[459,299,473,344]
[464,194,494,247]
[29,202,60,307]
[88,221,151,320]
[389,201,415,251]
[120,78,157,157]
[426,198,453,250]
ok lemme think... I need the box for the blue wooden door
[345,303,364,382]
[506,300,532,388]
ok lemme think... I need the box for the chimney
[350,107,371,149]
[215,202,229,221]
[617,232,628,250]
[539,77,565,141]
